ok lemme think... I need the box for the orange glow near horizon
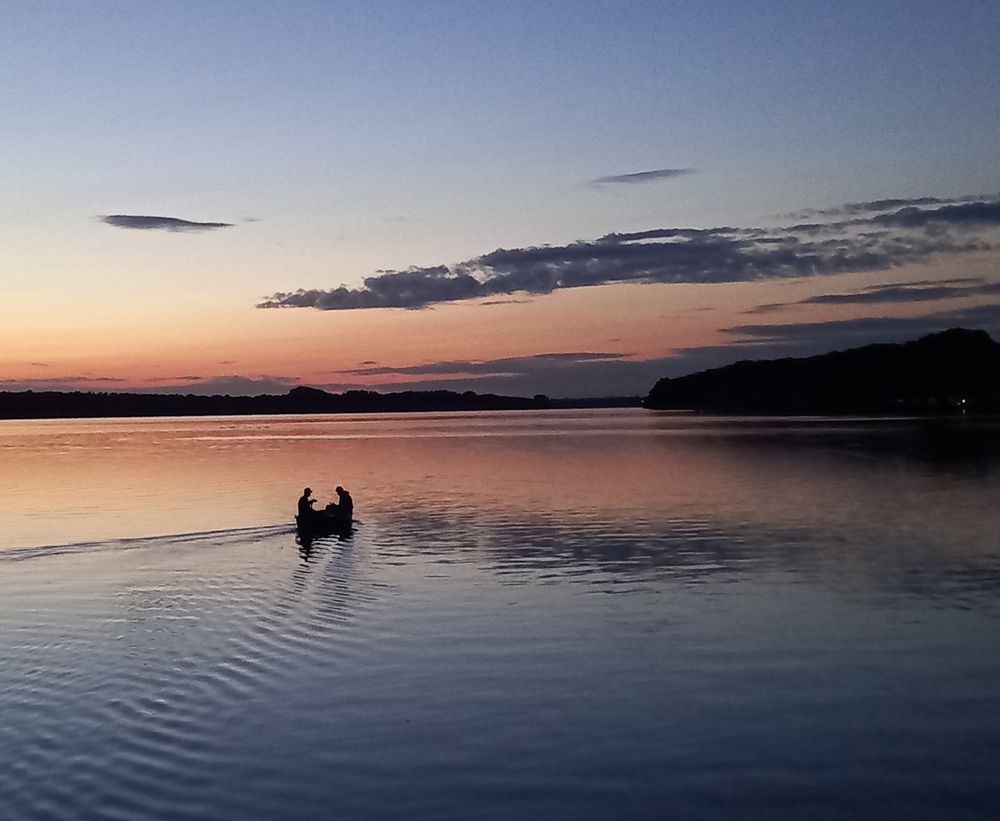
[3,252,998,393]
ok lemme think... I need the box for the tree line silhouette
[0,385,640,420]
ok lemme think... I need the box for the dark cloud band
[333,352,629,378]
[257,196,1000,312]
[589,168,693,185]
[102,215,233,232]
[749,278,1000,313]
[798,193,999,218]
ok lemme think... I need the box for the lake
[1,409,998,820]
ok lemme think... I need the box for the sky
[2,0,999,397]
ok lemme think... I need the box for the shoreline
[0,387,642,422]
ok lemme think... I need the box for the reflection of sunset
[4,412,998,556]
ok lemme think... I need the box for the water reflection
[296,521,355,560]
[2,413,1000,820]
[665,415,1000,475]
[367,502,1000,614]
[2,410,998,614]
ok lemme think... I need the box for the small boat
[296,509,353,538]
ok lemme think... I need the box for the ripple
[2,494,1000,820]
[0,524,393,819]
[0,523,292,562]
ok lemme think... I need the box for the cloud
[258,196,1000,312]
[748,278,1000,313]
[588,168,693,185]
[0,375,128,390]
[0,373,300,395]
[871,201,1000,230]
[660,302,1000,369]
[792,193,999,219]
[323,301,1000,396]
[333,352,629,378]
[145,374,301,395]
[799,196,950,218]
[318,352,660,397]
[729,303,1000,346]
[101,215,233,232]
[257,266,481,310]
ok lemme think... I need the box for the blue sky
[2,1,999,395]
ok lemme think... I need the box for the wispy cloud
[663,302,1000,369]
[317,352,654,397]
[588,168,693,186]
[101,215,233,232]
[145,374,300,395]
[749,278,1000,313]
[732,304,1000,344]
[334,352,629,379]
[258,195,1000,312]
[795,193,998,219]
[0,373,299,395]
[0,375,128,390]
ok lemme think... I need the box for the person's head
[304,487,312,496]
[335,486,344,496]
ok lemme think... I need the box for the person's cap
[304,487,312,494]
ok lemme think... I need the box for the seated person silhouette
[325,486,353,519]
[297,487,317,520]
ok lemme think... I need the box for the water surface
[1,411,998,819]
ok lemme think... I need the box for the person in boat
[297,487,317,520]
[336,486,353,518]
[325,486,353,519]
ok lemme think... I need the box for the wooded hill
[644,328,1000,414]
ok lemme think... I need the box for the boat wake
[0,523,295,563]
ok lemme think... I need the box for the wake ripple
[0,523,293,563]
[0,525,381,821]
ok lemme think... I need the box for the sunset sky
[3,1,999,397]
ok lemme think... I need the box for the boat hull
[296,511,352,537]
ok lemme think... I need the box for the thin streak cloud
[101,215,233,232]
[748,278,1000,313]
[0,375,128,389]
[589,168,693,185]
[334,352,629,378]
[795,193,1000,219]
[145,375,301,395]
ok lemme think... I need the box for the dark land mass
[645,328,1000,414]
[0,386,641,421]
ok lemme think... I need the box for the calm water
[1,410,998,820]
